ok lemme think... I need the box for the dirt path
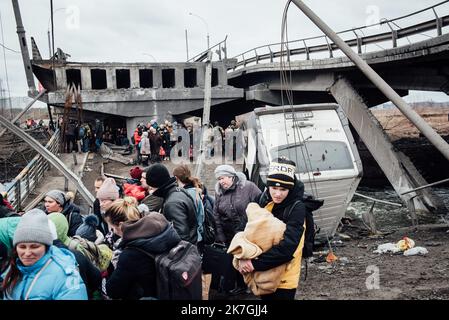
[298,226,449,300]
[80,152,449,300]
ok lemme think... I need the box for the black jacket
[213,176,261,244]
[105,223,181,300]
[60,202,84,237]
[153,178,198,244]
[0,206,19,219]
[42,202,83,237]
[53,239,102,299]
[252,179,306,271]
[93,198,109,236]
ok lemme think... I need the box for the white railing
[6,129,60,211]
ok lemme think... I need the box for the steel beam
[0,114,95,206]
[11,0,36,93]
[330,78,445,215]
[291,0,449,163]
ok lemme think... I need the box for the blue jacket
[3,245,88,300]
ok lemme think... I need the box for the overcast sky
[1,0,449,103]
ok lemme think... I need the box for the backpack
[78,126,85,139]
[68,235,113,272]
[177,188,204,243]
[201,195,216,245]
[285,194,323,259]
[131,240,202,300]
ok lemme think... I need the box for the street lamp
[142,53,157,62]
[189,12,210,50]
[47,7,66,59]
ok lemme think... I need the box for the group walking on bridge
[0,156,309,300]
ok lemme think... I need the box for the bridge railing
[6,129,60,211]
[188,36,228,62]
[230,1,449,71]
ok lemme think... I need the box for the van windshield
[270,141,354,172]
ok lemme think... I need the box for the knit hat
[45,189,66,206]
[130,166,143,180]
[214,165,237,179]
[97,178,119,201]
[266,158,297,189]
[146,163,171,188]
[13,209,53,246]
[75,215,99,242]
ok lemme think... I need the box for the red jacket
[133,130,142,146]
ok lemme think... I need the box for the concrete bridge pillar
[106,68,116,90]
[81,67,92,90]
[130,67,140,88]
[153,67,162,88]
[197,65,206,87]
[330,77,447,216]
[175,67,184,89]
[216,64,227,86]
[55,68,67,90]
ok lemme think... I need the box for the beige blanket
[227,202,287,295]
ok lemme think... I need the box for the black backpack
[285,194,323,281]
[131,240,202,300]
[201,194,216,245]
[285,194,323,259]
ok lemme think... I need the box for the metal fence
[6,129,60,211]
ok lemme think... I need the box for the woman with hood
[237,157,306,300]
[212,164,261,295]
[1,209,87,300]
[43,189,83,237]
[104,211,180,299]
[139,131,151,166]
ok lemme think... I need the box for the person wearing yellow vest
[238,157,306,300]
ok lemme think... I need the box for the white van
[241,103,363,242]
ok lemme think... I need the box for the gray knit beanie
[13,209,53,246]
[214,165,237,179]
[45,189,66,206]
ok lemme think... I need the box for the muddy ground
[81,153,449,300]
[296,225,449,300]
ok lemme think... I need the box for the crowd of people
[131,119,241,165]
[1,137,308,300]
[61,116,242,165]
[63,118,106,153]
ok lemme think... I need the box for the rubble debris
[396,237,415,251]
[99,143,134,165]
[374,243,401,254]
[326,252,338,263]
[403,247,428,256]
